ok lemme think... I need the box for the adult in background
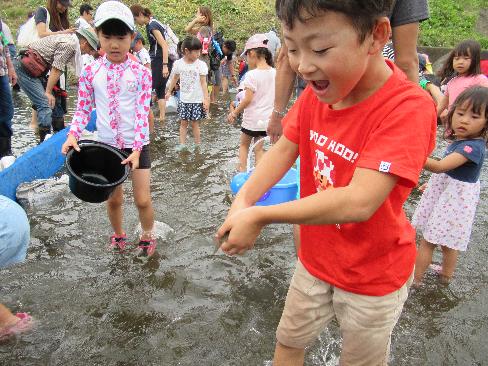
[131,5,172,124]
[0,195,32,341]
[0,19,17,163]
[267,0,430,143]
[14,29,98,142]
[34,0,75,38]
[265,28,281,62]
[75,4,94,30]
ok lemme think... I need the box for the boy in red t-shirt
[216,1,437,365]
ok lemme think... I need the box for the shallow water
[1,88,487,365]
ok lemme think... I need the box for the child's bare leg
[179,120,189,145]
[106,185,124,236]
[157,98,166,124]
[0,304,20,329]
[222,77,229,95]
[191,121,201,144]
[30,108,38,129]
[273,342,305,366]
[254,139,265,165]
[238,133,252,172]
[132,168,154,240]
[148,110,155,134]
[414,238,436,285]
[440,246,459,283]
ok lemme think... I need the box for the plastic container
[230,137,298,206]
[65,140,130,203]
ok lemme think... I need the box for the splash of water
[134,220,175,241]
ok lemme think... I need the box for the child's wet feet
[109,233,130,253]
[136,238,157,258]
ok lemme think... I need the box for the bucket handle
[246,136,270,173]
[77,139,130,158]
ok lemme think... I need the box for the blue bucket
[230,168,298,206]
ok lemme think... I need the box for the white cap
[94,1,135,31]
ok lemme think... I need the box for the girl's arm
[227,88,253,123]
[132,68,153,152]
[436,94,448,115]
[165,73,180,99]
[152,29,169,76]
[36,22,75,38]
[199,74,209,111]
[424,153,468,173]
[62,68,95,154]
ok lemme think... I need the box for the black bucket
[65,140,130,203]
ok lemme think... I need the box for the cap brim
[94,16,134,31]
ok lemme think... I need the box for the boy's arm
[424,154,468,173]
[132,67,152,152]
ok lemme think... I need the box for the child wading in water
[62,1,157,257]
[227,34,275,171]
[413,86,487,285]
[165,36,209,150]
[437,40,488,122]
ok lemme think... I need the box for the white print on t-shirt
[313,149,335,192]
[310,130,359,163]
[379,161,391,173]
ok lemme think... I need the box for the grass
[1,0,487,49]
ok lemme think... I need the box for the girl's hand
[61,134,80,155]
[203,97,210,112]
[227,112,236,124]
[215,206,265,255]
[121,151,141,170]
[162,65,169,78]
[196,15,206,23]
[63,28,76,34]
[165,91,172,101]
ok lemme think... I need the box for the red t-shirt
[283,60,437,296]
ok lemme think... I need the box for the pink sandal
[109,233,130,253]
[136,238,157,258]
[0,313,33,340]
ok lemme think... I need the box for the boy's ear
[369,17,391,55]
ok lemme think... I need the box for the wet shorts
[276,260,412,365]
[241,128,267,138]
[123,144,151,169]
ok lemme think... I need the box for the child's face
[246,50,257,69]
[185,49,201,62]
[282,10,381,105]
[452,101,487,139]
[222,45,231,56]
[98,31,135,64]
[453,52,471,75]
[133,40,143,52]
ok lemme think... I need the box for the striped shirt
[29,34,76,71]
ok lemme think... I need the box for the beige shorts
[276,260,413,365]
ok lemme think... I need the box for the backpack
[17,7,50,48]
[149,19,179,61]
[208,31,224,71]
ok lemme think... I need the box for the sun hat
[58,0,72,7]
[240,33,269,57]
[94,1,135,32]
[76,28,99,50]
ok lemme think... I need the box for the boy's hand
[61,134,80,155]
[215,206,265,255]
[122,151,141,170]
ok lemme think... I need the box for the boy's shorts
[276,260,412,365]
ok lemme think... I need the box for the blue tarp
[0,127,69,201]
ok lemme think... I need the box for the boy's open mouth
[310,80,330,92]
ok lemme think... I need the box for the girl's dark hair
[47,0,70,31]
[96,19,133,36]
[181,36,202,53]
[223,40,236,53]
[130,4,152,18]
[275,0,394,43]
[247,46,274,67]
[446,86,488,144]
[438,39,482,80]
[198,6,213,29]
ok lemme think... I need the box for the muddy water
[1,88,487,365]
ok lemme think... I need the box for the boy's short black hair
[80,4,93,16]
[275,0,394,43]
[181,36,202,52]
[223,40,236,53]
[96,19,133,36]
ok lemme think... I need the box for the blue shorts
[0,195,30,268]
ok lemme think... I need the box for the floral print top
[69,55,152,151]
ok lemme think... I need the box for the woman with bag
[131,5,176,126]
